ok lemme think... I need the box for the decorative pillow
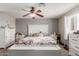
[24,40,33,45]
[38,33,44,36]
[15,39,24,44]
[31,33,39,37]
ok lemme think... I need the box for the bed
[7,25,61,56]
[7,36,61,56]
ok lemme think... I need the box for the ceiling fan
[22,7,44,19]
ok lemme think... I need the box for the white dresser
[69,34,79,56]
[0,27,15,48]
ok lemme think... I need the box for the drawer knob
[72,39,77,41]
[75,46,79,49]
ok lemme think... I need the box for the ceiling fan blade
[35,13,44,17]
[22,9,30,12]
[22,13,30,17]
[37,10,42,13]
[30,7,35,13]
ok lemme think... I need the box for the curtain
[64,16,70,40]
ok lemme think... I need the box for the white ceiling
[0,3,78,18]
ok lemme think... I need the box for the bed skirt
[7,50,61,56]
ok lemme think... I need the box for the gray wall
[0,12,15,28]
[16,18,58,35]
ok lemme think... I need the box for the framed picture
[28,24,48,35]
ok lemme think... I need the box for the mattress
[8,44,61,50]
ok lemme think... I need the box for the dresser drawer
[69,47,79,56]
[69,34,79,39]
[69,34,76,38]
[69,39,79,45]
[69,51,79,56]
[70,38,78,42]
[70,43,79,51]
[69,47,76,56]
[72,49,79,56]
[74,53,79,56]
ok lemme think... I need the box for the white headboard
[28,24,48,35]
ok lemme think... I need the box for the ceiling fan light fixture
[22,6,44,19]
[30,13,36,17]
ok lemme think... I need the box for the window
[64,14,77,40]
[77,14,79,30]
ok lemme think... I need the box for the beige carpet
[0,49,8,56]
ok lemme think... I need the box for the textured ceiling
[0,3,78,18]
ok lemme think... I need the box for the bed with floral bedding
[15,36,57,46]
[7,36,61,56]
